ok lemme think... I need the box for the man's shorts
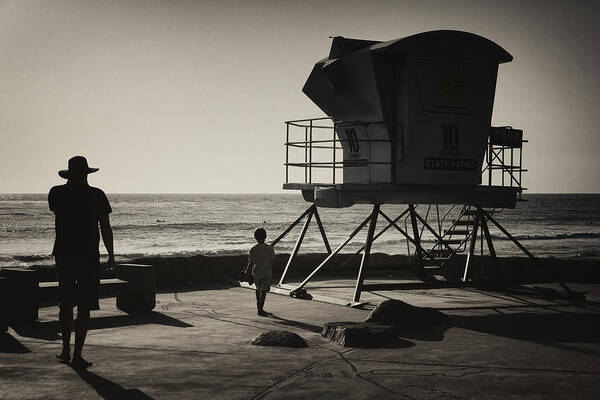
[55,257,100,311]
[254,278,271,292]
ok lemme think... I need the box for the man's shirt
[48,182,112,258]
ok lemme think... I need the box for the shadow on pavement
[396,324,449,342]
[0,332,31,353]
[12,311,192,341]
[452,312,600,342]
[11,322,61,341]
[364,299,451,342]
[88,312,193,330]
[74,368,153,400]
[161,282,238,294]
[267,313,324,333]
[364,337,415,349]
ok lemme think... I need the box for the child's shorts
[255,278,271,292]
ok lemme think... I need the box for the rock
[251,330,308,348]
[365,299,449,328]
[321,322,399,347]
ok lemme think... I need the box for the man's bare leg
[57,307,73,362]
[71,308,92,368]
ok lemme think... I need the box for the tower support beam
[352,204,380,303]
[408,204,425,271]
[272,202,538,305]
[291,211,373,293]
[462,213,481,282]
[279,210,313,285]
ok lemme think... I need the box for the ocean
[1,193,599,268]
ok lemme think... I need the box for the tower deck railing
[483,126,528,198]
[284,117,338,184]
[284,117,527,194]
[284,117,393,185]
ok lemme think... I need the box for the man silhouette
[49,156,115,368]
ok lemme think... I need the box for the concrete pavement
[1,280,600,399]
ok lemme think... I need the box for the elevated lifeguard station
[272,30,532,305]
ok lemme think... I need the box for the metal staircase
[397,205,503,281]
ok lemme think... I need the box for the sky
[1,0,599,193]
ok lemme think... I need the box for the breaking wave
[12,254,53,262]
[490,232,600,241]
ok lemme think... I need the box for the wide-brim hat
[58,156,99,179]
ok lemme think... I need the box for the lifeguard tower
[272,30,531,305]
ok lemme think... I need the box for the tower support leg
[352,204,380,303]
[339,207,410,268]
[271,205,314,247]
[408,204,427,278]
[278,207,314,285]
[478,208,501,279]
[378,209,436,263]
[462,213,481,283]
[486,213,534,258]
[291,212,373,293]
[486,212,579,295]
[313,206,331,254]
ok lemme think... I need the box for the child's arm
[244,260,254,274]
[240,260,254,283]
[246,247,254,273]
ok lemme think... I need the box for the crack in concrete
[249,350,354,400]
[338,351,417,400]
[404,383,465,400]
[345,358,600,376]
[366,366,488,378]
[170,290,488,398]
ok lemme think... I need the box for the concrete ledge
[2,264,156,323]
[0,277,7,332]
[38,279,129,301]
[0,268,39,322]
[116,264,156,314]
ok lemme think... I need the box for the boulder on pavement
[251,330,308,348]
[365,299,449,328]
[321,321,399,347]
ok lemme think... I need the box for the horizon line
[1,191,599,195]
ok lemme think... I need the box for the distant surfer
[49,156,115,368]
